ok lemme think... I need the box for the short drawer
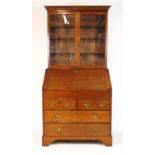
[78,99,111,110]
[44,123,111,137]
[44,111,111,123]
[44,99,76,110]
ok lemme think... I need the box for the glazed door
[48,12,107,68]
[79,13,106,67]
[49,13,76,67]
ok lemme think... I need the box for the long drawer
[44,123,111,137]
[78,99,111,110]
[44,99,76,110]
[44,111,111,123]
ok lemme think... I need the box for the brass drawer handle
[64,103,70,108]
[56,127,61,133]
[50,103,55,108]
[47,100,56,108]
[99,103,105,108]
[84,103,91,108]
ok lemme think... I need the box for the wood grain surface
[44,111,111,123]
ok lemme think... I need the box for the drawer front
[44,111,111,123]
[43,90,111,99]
[44,99,76,110]
[78,99,111,110]
[44,123,111,136]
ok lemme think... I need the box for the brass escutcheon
[54,113,60,121]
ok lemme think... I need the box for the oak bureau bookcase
[42,6,112,146]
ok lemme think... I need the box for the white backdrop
[32,0,123,154]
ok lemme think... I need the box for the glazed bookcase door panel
[49,14,75,66]
[80,14,106,66]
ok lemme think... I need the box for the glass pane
[49,14,75,66]
[80,14,106,66]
